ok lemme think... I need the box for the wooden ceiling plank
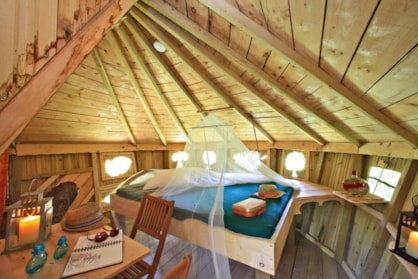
[34,0,58,72]
[259,0,292,46]
[136,2,365,146]
[165,0,187,13]
[15,0,36,80]
[246,37,272,69]
[344,0,418,92]
[118,20,189,139]
[0,0,15,106]
[0,0,137,155]
[228,25,251,57]
[137,0,361,146]
[132,8,275,144]
[208,10,230,44]
[196,0,418,147]
[289,0,326,63]
[57,0,82,50]
[234,0,267,28]
[321,0,378,81]
[124,17,205,115]
[366,46,418,109]
[91,48,137,145]
[162,25,327,145]
[111,26,167,146]
[185,0,209,30]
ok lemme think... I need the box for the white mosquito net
[152,114,295,278]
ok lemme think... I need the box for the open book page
[61,230,123,278]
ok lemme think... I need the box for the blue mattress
[117,181,293,239]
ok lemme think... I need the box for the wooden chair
[161,254,192,279]
[112,193,175,279]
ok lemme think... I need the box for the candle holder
[390,195,418,266]
[2,179,53,254]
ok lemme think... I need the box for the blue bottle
[54,235,69,260]
[25,243,48,274]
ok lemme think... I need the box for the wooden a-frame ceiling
[0,0,417,158]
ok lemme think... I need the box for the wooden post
[362,160,418,277]
[0,150,8,223]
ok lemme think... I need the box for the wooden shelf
[333,191,387,204]
[388,241,418,277]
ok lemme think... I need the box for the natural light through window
[172,151,189,168]
[367,166,401,201]
[233,151,263,171]
[285,151,305,178]
[105,156,132,177]
[203,150,216,168]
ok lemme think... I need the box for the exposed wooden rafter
[132,7,328,146]
[192,0,418,148]
[131,9,275,144]
[111,26,168,146]
[116,23,189,139]
[91,48,137,145]
[135,1,362,146]
[2,0,416,156]
[0,0,137,155]
[122,17,206,116]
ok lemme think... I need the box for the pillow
[143,169,175,190]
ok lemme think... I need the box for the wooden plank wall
[6,150,170,206]
[5,149,416,277]
[8,153,93,204]
[0,0,111,110]
[302,152,415,277]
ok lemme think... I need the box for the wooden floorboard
[134,231,350,279]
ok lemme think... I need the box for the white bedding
[144,167,272,195]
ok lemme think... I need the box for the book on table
[61,230,123,278]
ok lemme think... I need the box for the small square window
[367,166,401,201]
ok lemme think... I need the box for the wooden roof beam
[123,17,206,116]
[196,0,418,147]
[111,27,167,146]
[0,0,137,155]
[115,22,188,139]
[91,49,137,145]
[131,9,275,144]
[132,8,327,146]
[136,1,362,146]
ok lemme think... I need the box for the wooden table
[0,224,150,278]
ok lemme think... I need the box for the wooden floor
[133,231,350,279]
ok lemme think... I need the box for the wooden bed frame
[110,180,342,279]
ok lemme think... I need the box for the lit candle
[405,231,418,259]
[19,215,40,245]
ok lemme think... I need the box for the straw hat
[258,184,281,198]
[61,202,110,232]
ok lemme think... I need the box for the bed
[110,169,341,278]
[110,168,294,278]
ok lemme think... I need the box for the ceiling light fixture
[153,41,166,53]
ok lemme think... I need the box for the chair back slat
[131,195,174,238]
[129,193,175,279]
